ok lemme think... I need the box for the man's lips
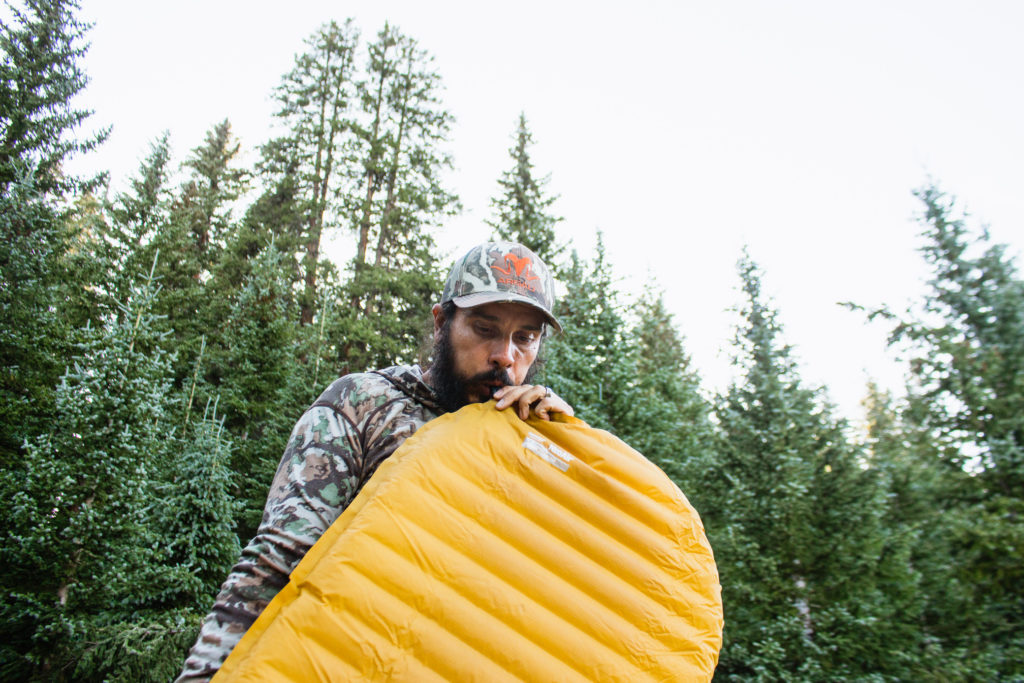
[463,370,512,400]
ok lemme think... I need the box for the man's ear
[431,303,444,336]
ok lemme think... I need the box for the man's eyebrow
[465,309,542,331]
[465,310,499,322]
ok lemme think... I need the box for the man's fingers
[494,384,543,408]
[535,395,574,420]
[493,384,574,421]
[518,385,545,420]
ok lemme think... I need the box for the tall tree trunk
[374,50,412,269]
[301,42,351,325]
[356,33,391,268]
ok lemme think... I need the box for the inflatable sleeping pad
[215,402,723,682]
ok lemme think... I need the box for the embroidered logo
[490,251,541,293]
[491,252,540,280]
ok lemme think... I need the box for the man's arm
[175,400,363,682]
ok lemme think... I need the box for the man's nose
[488,337,515,368]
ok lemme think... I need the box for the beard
[429,320,539,413]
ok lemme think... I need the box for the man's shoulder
[313,365,433,414]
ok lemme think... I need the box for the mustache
[464,367,513,397]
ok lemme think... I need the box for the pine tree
[0,0,107,195]
[706,252,895,681]
[0,176,65,464]
[542,235,636,432]
[0,258,177,679]
[270,19,359,326]
[0,0,103,463]
[208,242,309,535]
[620,287,715,496]
[487,113,562,266]
[335,22,457,374]
[877,185,1024,677]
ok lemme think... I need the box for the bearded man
[177,241,573,682]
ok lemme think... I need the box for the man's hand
[493,384,575,422]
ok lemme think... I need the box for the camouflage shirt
[176,365,443,682]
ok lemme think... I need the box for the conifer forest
[2,2,1022,680]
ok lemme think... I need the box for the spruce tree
[0,0,103,462]
[487,112,563,267]
[239,135,307,288]
[0,258,176,679]
[877,185,1024,677]
[177,119,249,273]
[347,23,456,270]
[860,384,953,678]
[0,0,106,195]
[150,400,241,608]
[156,120,248,383]
[620,287,715,497]
[542,236,636,432]
[65,404,240,682]
[334,22,456,374]
[0,176,65,463]
[270,19,359,326]
[102,133,174,305]
[208,242,309,535]
[706,252,895,681]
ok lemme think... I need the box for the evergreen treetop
[487,112,563,267]
[0,0,107,197]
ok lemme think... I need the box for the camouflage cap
[441,241,562,334]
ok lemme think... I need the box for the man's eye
[474,325,495,337]
[515,333,537,345]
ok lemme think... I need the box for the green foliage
[270,19,359,325]
[0,260,176,678]
[178,119,249,272]
[348,22,457,269]
[335,260,441,374]
[541,237,635,432]
[150,402,241,607]
[3,2,1022,678]
[875,184,1024,678]
[156,121,249,384]
[620,286,715,493]
[706,252,902,681]
[893,186,1024,486]
[207,242,310,534]
[67,609,202,683]
[0,173,65,462]
[337,22,457,372]
[0,0,107,195]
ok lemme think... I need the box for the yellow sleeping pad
[215,403,723,682]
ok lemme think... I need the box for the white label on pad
[523,433,574,472]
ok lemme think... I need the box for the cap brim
[452,292,563,334]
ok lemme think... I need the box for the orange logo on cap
[491,253,540,281]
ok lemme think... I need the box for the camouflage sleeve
[175,393,364,682]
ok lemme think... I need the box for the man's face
[428,301,545,412]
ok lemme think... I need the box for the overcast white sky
[69,0,1024,427]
